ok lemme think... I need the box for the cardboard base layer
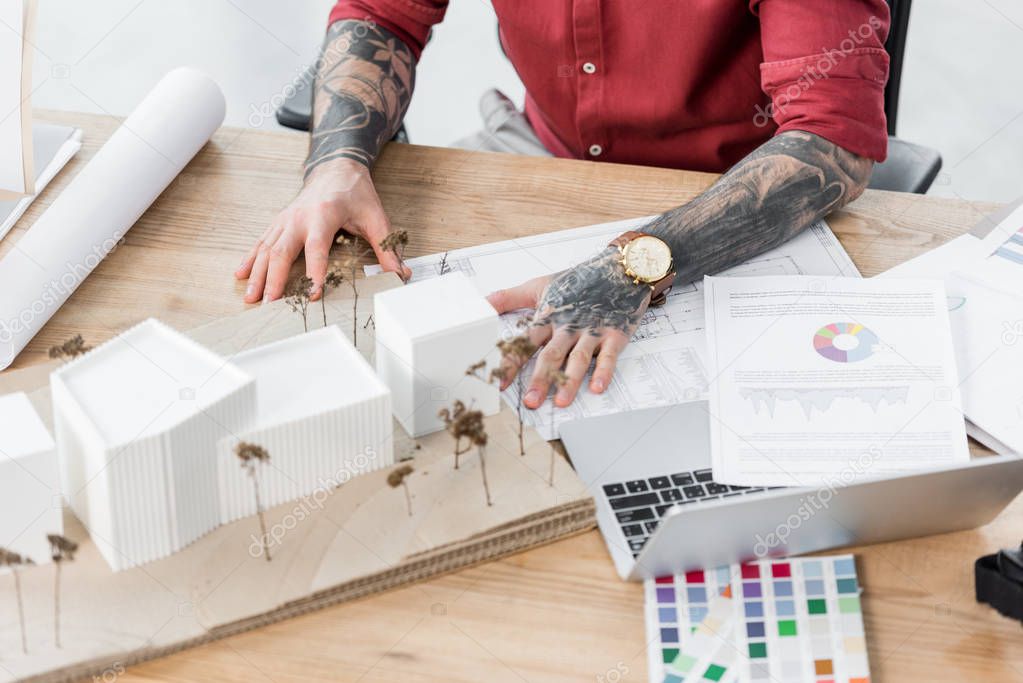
[0,274,597,683]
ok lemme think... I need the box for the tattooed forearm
[305,20,416,178]
[643,131,873,283]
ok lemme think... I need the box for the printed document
[369,216,859,439]
[704,275,969,487]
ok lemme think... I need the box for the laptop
[559,401,1023,581]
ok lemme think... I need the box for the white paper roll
[0,68,226,369]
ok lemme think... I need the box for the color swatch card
[645,555,870,683]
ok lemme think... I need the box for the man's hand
[235,160,410,303]
[487,249,650,409]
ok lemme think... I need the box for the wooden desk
[8,111,1022,681]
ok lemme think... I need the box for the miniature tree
[380,229,409,275]
[47,534,78,649]
[439,400,491,505]
[285,275,314,332]
[336,235,372,345]
[234,441,272,562]
[465,411,492,507]
[438,400,473,469]
[493,321,538,456]
[387,464,415,516]
[48,334,91,360]
[0,547,34,653]
[319,264,346,327]
[547,370,568,486]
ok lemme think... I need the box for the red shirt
[329,0,890,171]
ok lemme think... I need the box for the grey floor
[25,0,1023,204]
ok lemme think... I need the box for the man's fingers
[236,225,274,280]
[264,230,305,302]
[556,333,600,407]
[524,330,577,409]
[360,212,413,281]
[304,232,332,300]
[590,330,629,394]
[236,240,261,280]
[496,322,550,390]
[487,276,550,314]
[242,224,283,304]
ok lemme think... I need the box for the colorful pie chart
[813,322,878,363]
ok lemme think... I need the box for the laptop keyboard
[602,468,778,557]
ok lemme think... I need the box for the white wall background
[20,0,1023,204]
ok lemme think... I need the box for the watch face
[624,235,672,282]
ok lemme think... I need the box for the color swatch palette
[645,555,869,683]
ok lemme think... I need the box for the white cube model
[0,392,61,565]
[217,325,393,523]
[51,319,255,571]
[374,272,500,437]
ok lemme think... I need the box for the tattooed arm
[487,131,874,408]
[236,20,415,303]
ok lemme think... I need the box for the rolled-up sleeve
[329,0,448,59]
[751,0,891,162]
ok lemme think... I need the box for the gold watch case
[618,234,673,285]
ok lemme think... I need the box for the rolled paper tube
[0,67,226,369]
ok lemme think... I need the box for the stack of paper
[879,200,1023,454]
[0,124,83,242]
[645,555,870,683]
[704,275,969,487]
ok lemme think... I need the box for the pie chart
[813,322,878,363]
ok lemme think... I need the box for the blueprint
[369,216,861,439]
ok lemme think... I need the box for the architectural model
[217,325,393,523]
[0,392,61,565]
[374,272,500,437]
[50,319,256,571]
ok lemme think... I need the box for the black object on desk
[976,542,1023,624]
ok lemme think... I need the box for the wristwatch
[609,231,676,306]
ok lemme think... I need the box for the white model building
[217,325,393,523]
[51,319,256,571]
[374,272,500,437]
[0,392,62,565]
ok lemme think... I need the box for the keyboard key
[603,483,626,497]
[628,539,647,552]
[610,492,660,510]
[648,476,671,489]
[683,485,707,499]
[706,483,729,495]
[616,508,655,523]
[661,489,684,502]
[729,485,749,491]
[655,504,676,516]
[622,524,644,537]
[694,469,714,482]
[645,521,660,533]
[670,472,694,486]
[626,480,649,493]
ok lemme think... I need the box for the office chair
[276,1,939,192]
[868,0,942,193]
[274,64,409,143]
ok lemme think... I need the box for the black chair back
[884,0,912,135]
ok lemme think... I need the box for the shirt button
[582,62,597,74]
[588,144,603,157]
